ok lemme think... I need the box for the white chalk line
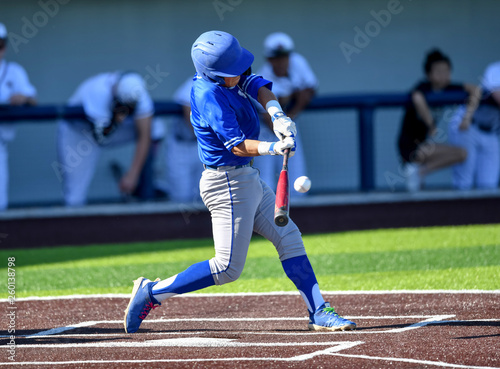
[2,338,367,349]
[0,341,366,366]
[1,315,498,367]
[2,289,499,302]
[2,341,498,368]
[0,314,457,340]
[328,353,500,369]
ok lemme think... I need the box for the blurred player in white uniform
[448,61,500,190]
[253,32,317,195]
[0,22,37,210]
[57,71,164,206]
[164,76,203,203]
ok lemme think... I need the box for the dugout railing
[0,90,471,193]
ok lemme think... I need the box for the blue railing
[0,91,471,191]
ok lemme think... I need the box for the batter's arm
[257,86,278,110]
[257,86,297,140]
[231,140,260,157]
[232,138,294,157]
[120,115,152,194]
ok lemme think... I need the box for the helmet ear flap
[206,74,225,85]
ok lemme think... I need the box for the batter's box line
[0,314,456,339]
[0,340,366,366]
[328,352,500,369]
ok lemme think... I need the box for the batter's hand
[272,112,297,141]
[273,137,296,157]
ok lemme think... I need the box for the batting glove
[258,136,296,157]
[272,112,297,141]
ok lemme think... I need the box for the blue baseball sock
[282,255,325,313]
[151,260,215,302]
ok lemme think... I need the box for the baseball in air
[294,176,311,193]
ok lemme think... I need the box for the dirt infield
[1,292,499,368]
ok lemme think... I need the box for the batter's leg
[253,180,325,313]
[151,167,262,302]
[204,167,262,284]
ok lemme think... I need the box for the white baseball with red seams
[294,176,311,193]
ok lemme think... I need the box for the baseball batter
[124,31,356,333]
[0,22,37,210]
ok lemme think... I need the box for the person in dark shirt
[397,49,478,191]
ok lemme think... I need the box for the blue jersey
[190,73,272,167]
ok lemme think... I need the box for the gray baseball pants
[200,165,306,285]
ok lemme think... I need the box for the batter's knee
[276,225,306,261]
[209,258,244,286]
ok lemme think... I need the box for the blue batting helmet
[191,31,254,85]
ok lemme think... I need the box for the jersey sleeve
[205,91,246,151]
[238,74,273,100]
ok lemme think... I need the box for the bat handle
[274,209,289,226]
[283,148,290,167]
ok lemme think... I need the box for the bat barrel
[274,168,290,227]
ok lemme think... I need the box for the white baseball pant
[165,133,203,203]
[0,125,15,210]
[448,107,500,190]
[57,118,141,206]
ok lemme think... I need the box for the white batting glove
[258,137,296,157]
[272,112,297,141]
[266,100,297,140]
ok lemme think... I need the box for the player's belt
[204,162,252,171]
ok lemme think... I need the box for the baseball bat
[274,148,290,227]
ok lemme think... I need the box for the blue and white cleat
[308,302,356,331]
[124,277,160,333]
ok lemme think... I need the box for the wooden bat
[274,148,290,227]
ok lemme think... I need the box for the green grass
[1,224,499,298]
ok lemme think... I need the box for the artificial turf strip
[1,224,499,297]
